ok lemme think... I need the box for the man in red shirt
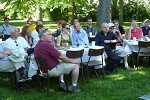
[126,20,143,40]
[34,30,80,93]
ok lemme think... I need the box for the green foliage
[111,0,150,22]
[123,0,149,21]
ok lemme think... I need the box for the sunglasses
[15,41,18,46]
[66,27,70,30]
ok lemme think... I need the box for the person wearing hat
[0,17,12,35]
[141,19,150,36]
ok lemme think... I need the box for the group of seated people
[0,17,150,93]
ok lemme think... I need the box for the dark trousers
[105,50,121,72]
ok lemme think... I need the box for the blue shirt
[0,24,12,35]
[95,31,118,51]
[142,26,150,36]
[72,29,89,45]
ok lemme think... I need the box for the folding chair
[66,49,84,82]
[136,41,150,69]
[82,48,105,81]
[35,57,51,95]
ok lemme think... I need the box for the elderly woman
[56,23,72,48]
[109,22,131,70]
[21,26,32,46]
[126,20,143,40]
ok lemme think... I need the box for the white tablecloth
[58,46,106,67]
[124,40,150,52]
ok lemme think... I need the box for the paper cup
[133,37,136,42]
[92,41,95,47]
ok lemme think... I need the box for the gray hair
[131,20,137,25]
[39,29,51,38]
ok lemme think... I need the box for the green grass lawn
[1,66,150,100]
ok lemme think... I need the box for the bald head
[101,23,109,33]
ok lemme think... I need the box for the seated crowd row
[0,17,150,93]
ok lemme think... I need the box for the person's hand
[3,48,11,55]
[104,40,111,43]
[72,59,80,65]
[130,25,133,30]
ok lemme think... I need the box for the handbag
[26,48,34,63]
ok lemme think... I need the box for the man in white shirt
[3,27,30,82]
[0,17,12,35]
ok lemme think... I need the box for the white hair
[10,26,17,35]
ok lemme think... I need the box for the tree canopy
[0,0,149,23]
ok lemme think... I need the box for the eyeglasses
[15,41,18,46]
[109,27,114,29]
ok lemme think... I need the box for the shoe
[68,85,80,93]
[126,66,131,70]
[59,82,67,91]
[18,86,29,93]
[19,75,32,82]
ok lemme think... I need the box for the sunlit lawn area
[0,20,148,100]
[1,65,150,100]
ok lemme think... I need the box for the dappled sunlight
[6,97,13,100]
[130,70,146,75]
[108,74,126,81]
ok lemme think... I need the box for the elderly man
[0,17,12,35]
[2,27,30,82]
[34,30,80,93]
[72,22,89,46]
[126,20,143,40]
[0,44,29,92]
[142,19,150,36]
[95,22,121,73]
[83,18,97,36]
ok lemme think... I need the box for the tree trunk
[68,0,75,24]
[96,0,112,30]
[39,7,43,21]
[119,0,123,25]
